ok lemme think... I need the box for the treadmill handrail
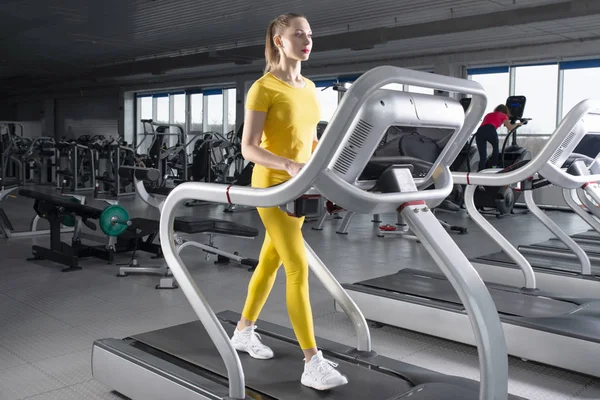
[564,188,600,235]
[464,184,537,289]
[454,99,600,186]
[523,190,592,276]
[158,66,508,400]
[578,186,600,222]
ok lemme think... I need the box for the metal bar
[562,188,600,234]
[464,185,536,289]
[402,204,508,400]
[336,211,354,234]
[524,190,591,275]
[159,193,246,399]
[304,242,371,352]
[577,187,600,220]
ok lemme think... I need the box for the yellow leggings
[241,169,316,350]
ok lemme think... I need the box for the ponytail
[263,13,305,74]
[264,21,280,74]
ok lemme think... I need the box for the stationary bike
[470,95,532,218]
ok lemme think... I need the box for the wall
[55,95,120,140]
[0,101,44,138]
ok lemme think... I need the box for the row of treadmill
[91,67,600,400]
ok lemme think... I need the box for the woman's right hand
[285,160,305,177]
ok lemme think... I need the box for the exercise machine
[342,98,600,377]
[471,96,531,218]
[470,152,600,297]
[0,178,74,238]
[92,67,516,400]
[20,189,161,271]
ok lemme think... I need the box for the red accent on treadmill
[397,200,426,213]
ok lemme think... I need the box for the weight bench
[0,179,75,239]
[116,166,260,289]
[18,189,161,272]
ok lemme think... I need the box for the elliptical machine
[470,95,532,218]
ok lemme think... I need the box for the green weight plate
[99,205,130,237]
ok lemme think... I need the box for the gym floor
[1,186,599,400]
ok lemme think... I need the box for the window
[205,92,224,133]
[190,93,203,132]
[469,69,510,118]
[140,96,152,120]
[136,96,153,154]
[155,96,169,123]
[561,65,600,120]
[314,85,338,122]
[514,64,559,135]
[469,68,510,135]
[225,88,237,135]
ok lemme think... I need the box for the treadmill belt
[533,239,600,255]
[475,250,598,275]
[359,269,575,317]
[132,320,410,400]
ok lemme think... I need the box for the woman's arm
[502,118,522,132]
[241,110,304,176]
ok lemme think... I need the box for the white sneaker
[230,325,274,360]
[301,350,348,390]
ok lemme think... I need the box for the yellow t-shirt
[245,72,321,187]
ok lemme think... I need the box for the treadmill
[340,98,600,378]
[519,160,600,251]
[92,67,517,400]
[470,154,600,298]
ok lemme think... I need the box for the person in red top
[476,104,522,171]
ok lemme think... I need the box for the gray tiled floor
[0,187,598,400]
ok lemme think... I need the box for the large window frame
[467,58,600,135]
[134,87,236,151]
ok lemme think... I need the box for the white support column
[222,89,229,134]
[556,67,564,126]
[202,95,209,133]
[509,66,516,96]
[119,91,135,146]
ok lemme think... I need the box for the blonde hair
[264,13,305,74]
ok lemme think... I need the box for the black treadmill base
[91,310,528,399]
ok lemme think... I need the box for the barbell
[59,202,131,237]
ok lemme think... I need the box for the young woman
[229,13,348,391]
[475,104,522,171]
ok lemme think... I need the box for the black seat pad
[146,186,173,196]
[174,216,258,237]
[18,189,102,219]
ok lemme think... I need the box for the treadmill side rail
[92,339,230,400]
